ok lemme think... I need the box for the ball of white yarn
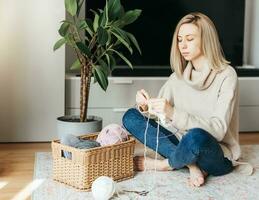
[91,176,116,200]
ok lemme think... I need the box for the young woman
[122,12,252,188]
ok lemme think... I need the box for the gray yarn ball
[60,134,100,159]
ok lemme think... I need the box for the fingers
[136,92,147,105]
[136,89,150,105]
[136,91,168,113]
[140,89,150,100]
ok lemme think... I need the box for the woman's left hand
[147,98,174,120]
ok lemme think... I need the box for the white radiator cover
[66,75,259,132]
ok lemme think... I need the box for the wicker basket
[52,132,135,191]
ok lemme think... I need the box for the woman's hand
[136,89,150,112]
[136,89,150,106]
[147,98,174,120]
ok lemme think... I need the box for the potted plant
[53,0,142,138]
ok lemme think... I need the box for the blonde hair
[170,12,230,78]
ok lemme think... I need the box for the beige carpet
[32,144,259,200]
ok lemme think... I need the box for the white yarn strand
[154,116,160,196]
[141,111,162,196]
[114,104,181,199]
[144,112,150,173]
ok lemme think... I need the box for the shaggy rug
[32,145,259,200]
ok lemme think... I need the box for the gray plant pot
[57,115,103,139]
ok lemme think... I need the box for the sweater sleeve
[171,74,238,141]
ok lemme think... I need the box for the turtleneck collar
[183,61,217,90]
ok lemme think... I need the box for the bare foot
[187,164,208,187]
[133,156,173,171]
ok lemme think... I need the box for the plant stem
[72,16,83,42]
[79,60,93,122]
[88,33,98,50]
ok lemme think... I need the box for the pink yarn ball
[96,124,129,146]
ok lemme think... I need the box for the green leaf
[104,0,109,26]
[109,49,133,69]
[118,5,125,18]
[99,11,107,27]
[110,28,132,54]
[122,9,142,25]
[85,18,94,36]
[96,2,108,27]
[109,54,116,70]
[90,9,98,15]
[93,65,108,91]
[97,27,109,45]
[105,53,117,71]
[53,38,66,51]
[58,22,70,37]
[76,0,84,17]
[95,48,102,57]
[106,31,112,46]
[115,9,142,28]
[64,33,75,47]
[113,39,121,46]
[97,9,104,14]
[77,20,90,41]
[70,59,81,70]
[125,32,142,55]
[60,20,73,25]
[76,42,91,57]
[98,14,104,27]
[105,53,110,67]
[78,20,87,29]
[92,71,98,83]
[65,0,77,16]
[112,27,130,43]
[98,58,110,77]
[93,13,100,32]
[108,0,121,20]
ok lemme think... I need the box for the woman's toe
[187,178,193,187]
[188,178,196,187]
[198,177,204,185]
[193,179,200,187]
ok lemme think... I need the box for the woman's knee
[122,108,142,130]
[182,128,215,148]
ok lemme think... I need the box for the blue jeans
[122,108,233,176]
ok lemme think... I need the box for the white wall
[0,0,65,142]
[244,0,259,67]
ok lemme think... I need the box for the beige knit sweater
[137,61,254,175]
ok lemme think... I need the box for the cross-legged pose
[122,12,242,187]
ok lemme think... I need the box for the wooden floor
[0,132,259,200]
